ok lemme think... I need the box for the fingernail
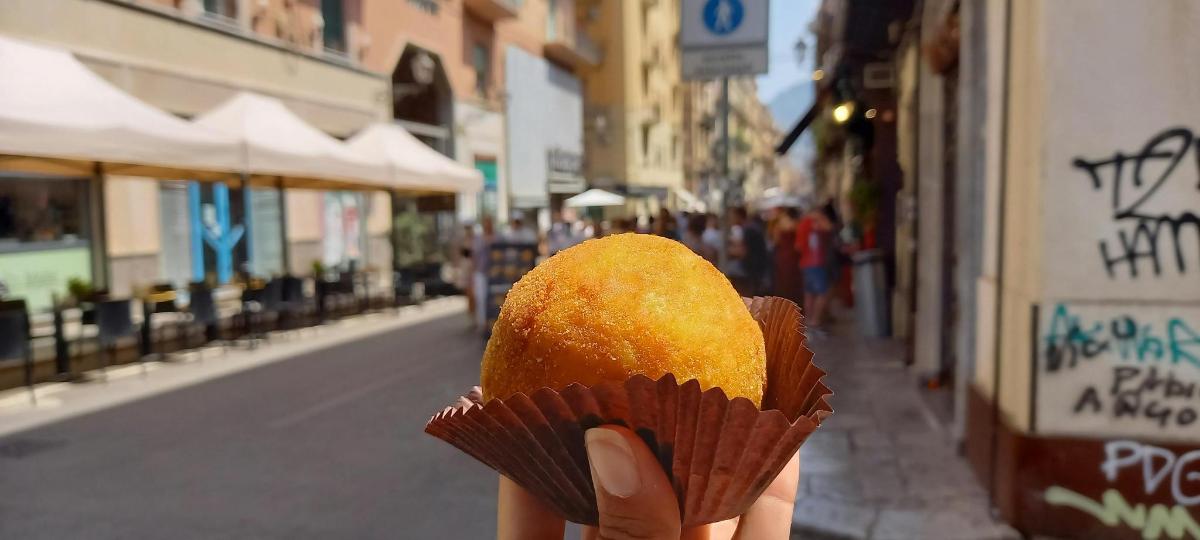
[585,428,641,498]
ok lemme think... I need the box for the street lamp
[832,102,854,124]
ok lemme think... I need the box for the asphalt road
[0,311,500,539]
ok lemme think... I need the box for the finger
[585,426,681,540]
[497,476,565,540]
[701,517,740,539]
[734,451,800,539]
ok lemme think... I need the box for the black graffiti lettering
[1144,401,1173,428]
[1178,408,1198,427]
[1074,127,1200,278]
[1111,366,1143,394]
[1074,386,1104,414]
[1165,371,1196,399]
[1114,391,1142,418]
[1141,366,1166,394]
[1045,342,1075,372]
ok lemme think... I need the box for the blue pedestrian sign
[703,0,744,36]
[680,0,768,80]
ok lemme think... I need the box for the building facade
[580,0,685,217]
[0,0,395,303]
[818,0,1200,537]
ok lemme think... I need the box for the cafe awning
[0,35,240,180]
[566,188,625,208]
[346,122,482,194]
[194,92,391,191]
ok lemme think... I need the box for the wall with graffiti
[993,2,1200,538]
[1036,302,1200,441]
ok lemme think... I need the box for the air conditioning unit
[863,63,895,89]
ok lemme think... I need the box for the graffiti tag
[1043,303,1200,373]
[1047,441,1200,539]
[1073,127,1200,280]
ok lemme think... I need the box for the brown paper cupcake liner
[424,296,832,527]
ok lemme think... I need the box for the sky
[756,0,821,104]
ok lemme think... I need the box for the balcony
[544,24,601,71]
[463,0,520,22]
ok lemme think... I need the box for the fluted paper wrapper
[425,296,832,527]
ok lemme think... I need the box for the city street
[0,304,497,539]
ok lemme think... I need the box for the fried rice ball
[481,233,766,406]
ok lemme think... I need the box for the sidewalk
[0,297,467,438]
[791,309,1019,540]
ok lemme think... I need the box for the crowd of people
[454,201,852,337]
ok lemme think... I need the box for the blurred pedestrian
[727,206,768,296]
[796,205,834,330]
[655,208,678,240]
[473,217,496,328]
[547,211,579,255]
[681,212,717,263]
[505,212,538,244]
[772,207,803,305]
[457,223,476,320]
[702,212,721,257]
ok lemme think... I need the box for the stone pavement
[791,311,1020,540]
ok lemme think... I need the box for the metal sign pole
[718,76,731,266]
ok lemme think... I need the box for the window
[202,0,237,17]
[546,0,559,40]
[322,0,347,53]
[641,123,652,163]
[407,0,440,14]
[0,176,92,310]
[0,177,89,246]
[472,43,491,98]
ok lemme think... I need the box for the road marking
[268,373,407,429]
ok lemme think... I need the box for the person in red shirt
[795,206,834,330]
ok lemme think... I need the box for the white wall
[503,46,584,209]
[912,0,950,380]
[1027,0,1200,441]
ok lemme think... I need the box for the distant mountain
[766,82,815,131]
[766,82,815,171]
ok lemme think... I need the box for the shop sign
[547,148,585,194]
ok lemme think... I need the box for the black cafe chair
[182,282,224,357]
[0,299,35,403]
[241,278,283,345]
[141,283,180,360]
[279,275,313,330]
[95,298,137,380]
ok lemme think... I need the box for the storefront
[504,46,585,220]
[0,173,96,310]
[157,180,287,287]
[456,100,505,221]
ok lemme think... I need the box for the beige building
[681,77,783,210]
[580,0,685,215]
[362,0,595,221]
[0,0,396,302]
[0,0,598,305]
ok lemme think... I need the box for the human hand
[497,425,800,540]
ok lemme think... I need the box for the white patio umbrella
[194,92,390,190]
[0,35,240,180]
[345,122,482,194]
[565,188,626,208]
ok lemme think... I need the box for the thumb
[584,426,681,540]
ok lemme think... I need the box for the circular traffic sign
[703,0,745,36]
